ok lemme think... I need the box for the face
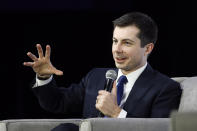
[112,25,152,75]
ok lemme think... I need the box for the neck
[121,62,147,75]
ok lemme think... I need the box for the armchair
[1,77,197,131]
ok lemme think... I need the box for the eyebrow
[122,39,135,43]
[113,37,135,43]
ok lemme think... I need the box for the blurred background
[0,0,195,120]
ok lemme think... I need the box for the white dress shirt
[117,62,147,118]
[34,62,147,118]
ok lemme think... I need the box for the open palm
[24,44,63,77]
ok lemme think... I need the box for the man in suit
[23,12,182,130]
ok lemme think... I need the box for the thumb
[54,69,63,76]
[111,81,117,95]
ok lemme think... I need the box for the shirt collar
[117,62,148,84]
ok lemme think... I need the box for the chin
[115,63,126,69]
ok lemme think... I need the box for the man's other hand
[23,44,63,78]
[95,90,121,118]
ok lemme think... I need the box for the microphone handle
[105,79,114,91]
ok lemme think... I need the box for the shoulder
[145,64,180,87]
[154,70,179,86]
[143,65,181,99]
[151,71,181,94]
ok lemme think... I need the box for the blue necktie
[117,75,128,106]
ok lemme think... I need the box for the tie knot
[118,75,128,84]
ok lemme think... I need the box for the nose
[113,42,123,53]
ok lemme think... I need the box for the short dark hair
[113,12,158,47]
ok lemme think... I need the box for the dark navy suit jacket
[33,64,182,118]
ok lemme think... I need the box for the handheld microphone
[98,70,117,117]
[104,70,117,92]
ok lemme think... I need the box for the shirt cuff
[117,109,127,118]
[33,75,53,88]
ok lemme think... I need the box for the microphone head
[106,70,117,80]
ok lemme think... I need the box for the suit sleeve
[32,70,93,116]
[150,81,182,118]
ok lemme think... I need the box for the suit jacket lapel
[123,64,155,113]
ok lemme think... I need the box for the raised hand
[23,44,63,79]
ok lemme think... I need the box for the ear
[144,43,154,56]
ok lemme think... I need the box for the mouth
[115,57,127,63]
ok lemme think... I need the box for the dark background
[0,0,195,120]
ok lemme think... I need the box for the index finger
[98,90,108,95]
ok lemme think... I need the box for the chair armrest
[80,118,170,131]
[0,119,81,131]
[171,111,197,131]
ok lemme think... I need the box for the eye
[124,41,132,46]
[112,39,118,44]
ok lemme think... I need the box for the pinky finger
[23,62,34,67]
